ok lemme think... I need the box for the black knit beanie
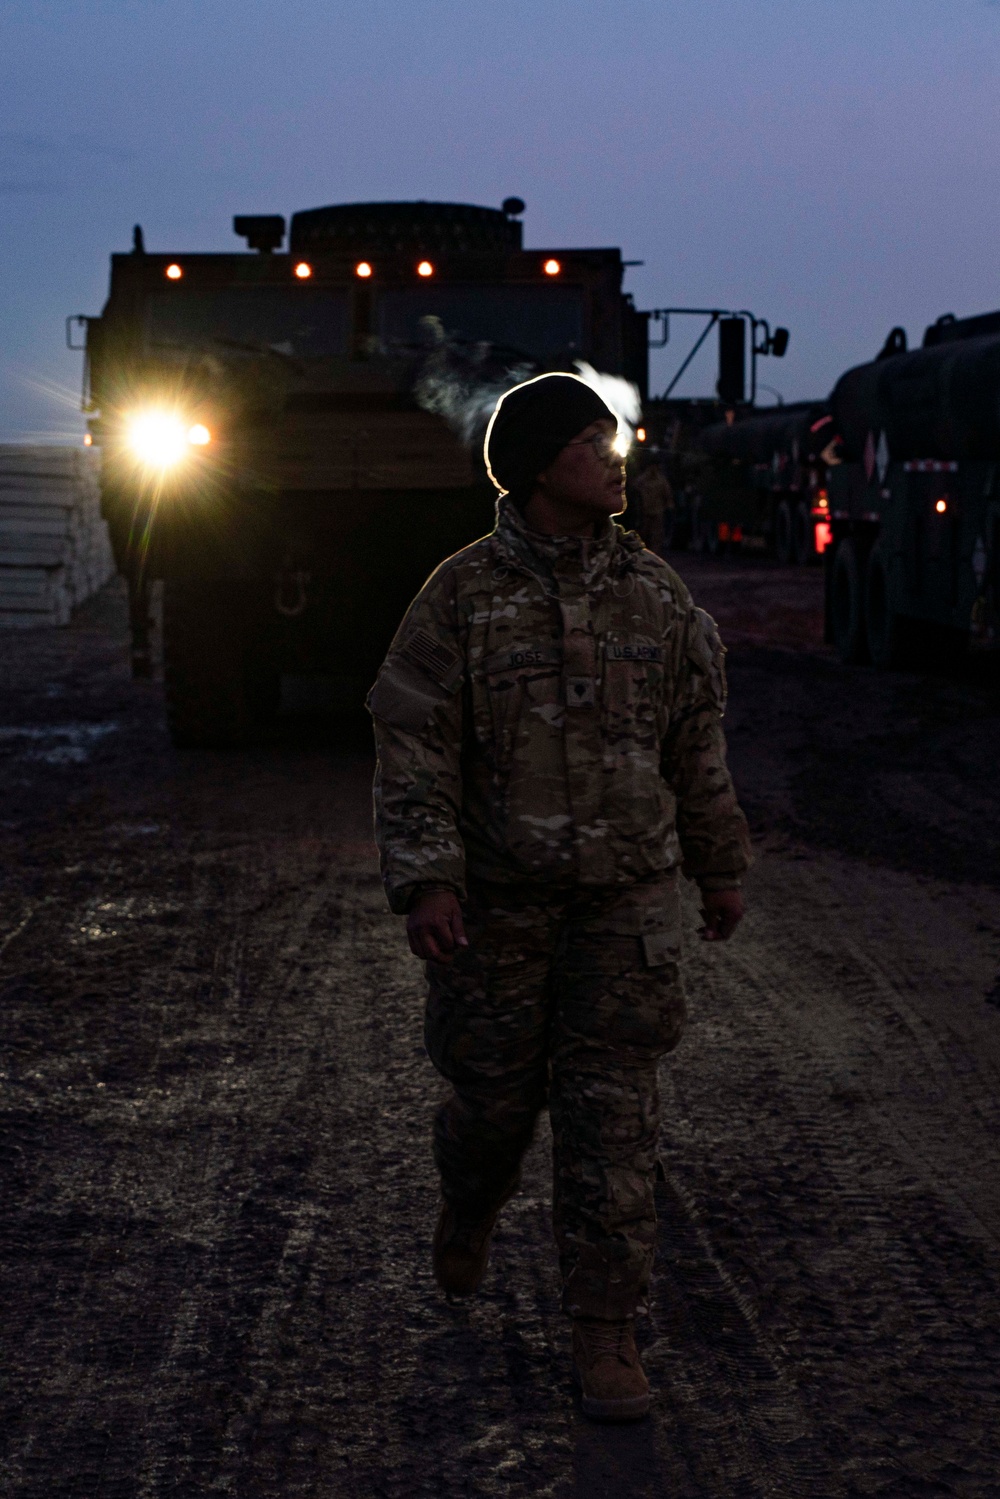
[484,373,617,499]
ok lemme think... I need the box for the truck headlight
[127,411,211,468]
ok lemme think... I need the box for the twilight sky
[2,0,999,440]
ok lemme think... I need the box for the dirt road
[1,557,999,1498]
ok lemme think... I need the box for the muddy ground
[1,553,999,1498]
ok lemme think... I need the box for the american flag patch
[402,628,463,689]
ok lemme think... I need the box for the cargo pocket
[563,879,686,1058]
[641,930,676,969]
[594,878,682,966]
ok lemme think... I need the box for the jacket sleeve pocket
[368,661,452,733]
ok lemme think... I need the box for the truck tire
[163,581,279,749]
[865,541,911,670]
[774,500,793,564]
[793,501,813,565]
[831,537,868,664]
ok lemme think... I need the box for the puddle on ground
[0,723,119,765]
[71,895,182,943]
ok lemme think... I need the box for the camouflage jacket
[369,496,751,914]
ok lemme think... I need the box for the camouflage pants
[424,875,686,1321]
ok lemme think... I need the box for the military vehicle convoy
[824,308,1000,666]
[79,195,994,714]
[76,199,650,745]
[645,305,1000,671]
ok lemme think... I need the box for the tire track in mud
[1,827,344,1498]
[2,829,271,1499]
[129,843,341,1498]
[671,854,1000,1499]
[741,859,1000,1243]
[648,1170,842,1499]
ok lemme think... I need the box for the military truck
[693,401,837,562]
[74,199,650,745]
[825,309,1000,666]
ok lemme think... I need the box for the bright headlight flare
[126,411,212,468]
[612,428,631,459]
[128,412,189,468]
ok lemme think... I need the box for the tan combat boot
[432,1201,501,1296]
[572,1318,651,1421]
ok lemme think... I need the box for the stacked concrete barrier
[0,446,115,628]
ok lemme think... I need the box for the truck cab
[81,200,649,744]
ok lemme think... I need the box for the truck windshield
[145,288,351,357]
[374,285,585,360]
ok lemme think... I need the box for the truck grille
[248,410,473,491]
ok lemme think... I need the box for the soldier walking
[368,373,751,1421]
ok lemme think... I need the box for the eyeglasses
[566,430,630,461]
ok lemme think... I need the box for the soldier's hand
[699,888,744,942]
[407,890,469,964]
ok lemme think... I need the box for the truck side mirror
[770,327,790,358]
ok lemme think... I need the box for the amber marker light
[935,498,948,514]
[416,260,434,277]
[355,261,373,278]
[294,261,313,279]
[83,433,93,447]
[165,263,183,280]
[543,258,562,276]
[636,427,646,443]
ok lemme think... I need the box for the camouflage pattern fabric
[425,876,686,1321]
[370,495,751,915]
[369,496,750,1321]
